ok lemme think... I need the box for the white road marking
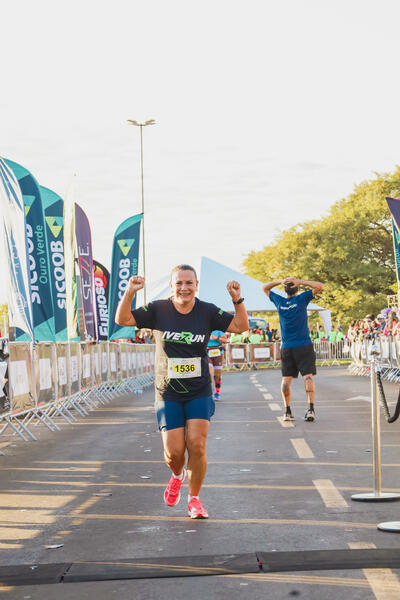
[291,438,315,459]
[313,479,348,508]
[345,396,371,402]
[269,403,281,411]
[263,393,273,400]
[349,542,400,599]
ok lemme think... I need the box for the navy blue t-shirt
[269,289,313,348]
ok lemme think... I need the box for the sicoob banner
[108,213,143,341]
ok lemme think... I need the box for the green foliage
[244,167,400,325]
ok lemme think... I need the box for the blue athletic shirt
[269,289,313,348]
[207,330,225,348]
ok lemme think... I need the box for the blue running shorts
[155,395,215,431]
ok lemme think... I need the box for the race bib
[208,348,221,357]
[167,357,201,379]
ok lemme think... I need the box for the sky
[1,0,400,306]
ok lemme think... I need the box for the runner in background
[207,330,229,400]
[262,276,324,422]
[116,265,248,519]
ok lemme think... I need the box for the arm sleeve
[209,305,234,332]
[302,289,314,305]
[268,290,282,308]
[131,301,157,329]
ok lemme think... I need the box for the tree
[0,304,8,337]
[244,167,400,324]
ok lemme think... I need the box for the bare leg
[208,362,214,392]
[185,419,209,496]
[281,376,292,408]
[303,373,315,406]
[214,366,222,397]
[161,427,186,476]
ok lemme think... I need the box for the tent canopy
[150,256,327,313]
[198,257,326,313]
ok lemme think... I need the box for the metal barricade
[1,343,36,440]
[25,342,61,434]
[0,339,153,442]
[36,343,55,406]
[248,343,274,368]
[108,342,118,393]
[225,343,248,370]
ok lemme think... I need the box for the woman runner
[115,264,248,518]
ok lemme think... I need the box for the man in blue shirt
[262,277,324,422]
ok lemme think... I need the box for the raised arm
[282,277,324,297]
[225,281,249,333]
[115,276,145,327]
[262,280,282,297]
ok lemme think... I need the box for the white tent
[198,257,326,313]
[149,256,331,331]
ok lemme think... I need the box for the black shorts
[281,345,316,378]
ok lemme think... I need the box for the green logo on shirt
[162,330,206,344]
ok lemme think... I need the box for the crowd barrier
[224,340,351,370]
[0,342,155,442]
[348,336,400,382]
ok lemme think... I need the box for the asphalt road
[1,367,400,599]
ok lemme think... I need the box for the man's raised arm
[262,280,282,297]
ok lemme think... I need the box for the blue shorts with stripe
[155,395,215,431]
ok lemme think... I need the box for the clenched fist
[127,275,145,294]
[226,280,241,302]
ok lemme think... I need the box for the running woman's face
[170,269,198,305]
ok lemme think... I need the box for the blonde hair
[170,264,198,281]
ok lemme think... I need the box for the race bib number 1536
[167,357,201,379]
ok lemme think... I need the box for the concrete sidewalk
[1,368,400,599]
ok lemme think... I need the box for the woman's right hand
[127,276,145,294]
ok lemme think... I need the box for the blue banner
[5,160,55,342]
[0,158,33,341]
[108,213,143,341]
[392,219,400,287]
[40,186,68,342]
[387,198,400,291]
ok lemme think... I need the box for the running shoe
[214,392,220,401]
[188,497,209,519]
[164,469,186,507]
[283,409,294,421]
[304,408,315,422]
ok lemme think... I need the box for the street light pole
[127,119,155,305]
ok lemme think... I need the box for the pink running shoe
[164,469,186,507]
[188,497,209,519]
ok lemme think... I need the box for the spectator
[271,328,280,342]
[248,328,263,344]
[264,327,273,342]
[384,311,399,336]
[134,330,145,344]
[347,320,358,342]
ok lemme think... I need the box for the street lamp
[127,119,156,304]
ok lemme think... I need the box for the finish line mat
[1,549,400,586]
